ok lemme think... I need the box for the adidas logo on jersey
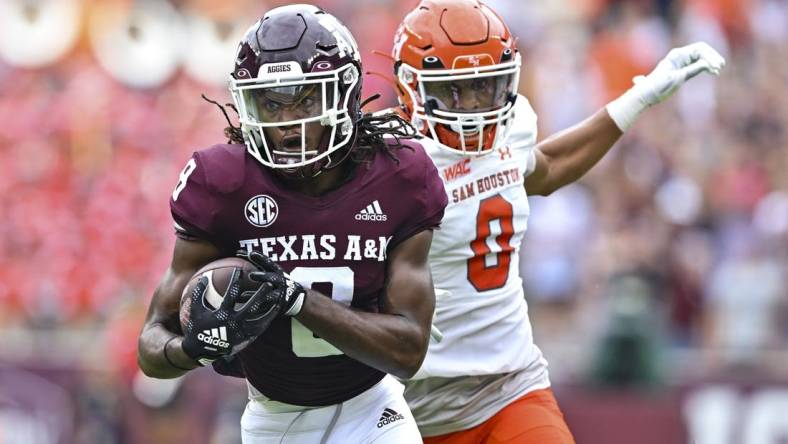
[376,408,405,428]
[355,200,387,221]
[197,327,229,349]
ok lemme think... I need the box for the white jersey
[405,95,551,435]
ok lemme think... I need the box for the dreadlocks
[201,94,418,167]
[201,95,244,145]
[350,93,417,165]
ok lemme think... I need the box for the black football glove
[237,250,307,316]
[181,268,282,366]
[211,355,245,379]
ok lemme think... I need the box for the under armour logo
[498,146,512,160]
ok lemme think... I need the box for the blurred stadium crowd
[0,0,786,443]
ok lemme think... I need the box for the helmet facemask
[398,53,521,155]
[229,62,360,176]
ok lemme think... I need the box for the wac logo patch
[245,195,279,227]
[443,158,471,182]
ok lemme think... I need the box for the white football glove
[606,42,726,131]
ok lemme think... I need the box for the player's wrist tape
[164,336,199,370]
[605,86,649,132]
[284,292,306,316]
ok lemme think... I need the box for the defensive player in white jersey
[387,1,726,443]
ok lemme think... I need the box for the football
[179,257,260,333]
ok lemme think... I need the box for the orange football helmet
[392,0,520,155]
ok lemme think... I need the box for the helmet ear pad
[317,64,363,173]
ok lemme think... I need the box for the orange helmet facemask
[392,0,520,155]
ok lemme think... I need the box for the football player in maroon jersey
[137,5,447,443]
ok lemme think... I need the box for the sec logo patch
[245,195,278,227]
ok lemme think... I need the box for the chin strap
[320,136,356,173]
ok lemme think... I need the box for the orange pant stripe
[422,388,575,444]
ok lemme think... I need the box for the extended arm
[137,237,223,378]
[525,42,725,196]
[294,230,436,379]
[524,110,621,196]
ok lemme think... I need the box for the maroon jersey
[170,142,447,406]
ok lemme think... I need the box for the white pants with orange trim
[422,388,575,444]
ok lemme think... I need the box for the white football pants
[241,375,421,443]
